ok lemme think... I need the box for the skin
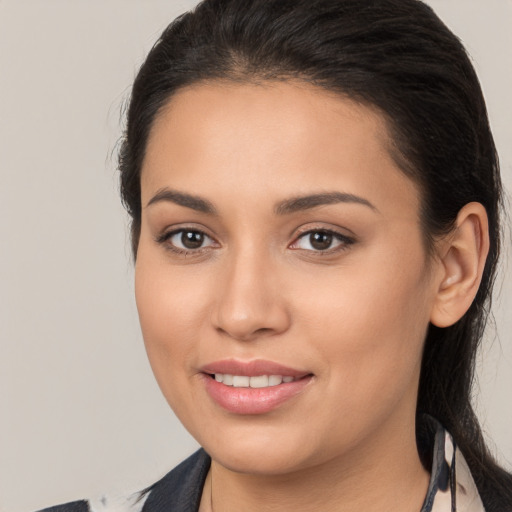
[135,81,488,512]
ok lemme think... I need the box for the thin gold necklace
[209,466,214,512]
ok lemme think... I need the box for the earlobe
[430,202,489,328]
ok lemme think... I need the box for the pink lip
[201,359,309,377]
[199,359,313,415]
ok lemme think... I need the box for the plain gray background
[0,1,510,511]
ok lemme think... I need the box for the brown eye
[309,232,333,250]
[290,229,354,253]
[181,230,204,249]
[161,229,216,252]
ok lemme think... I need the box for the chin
[211,444,311,475]
[194,421,321,475]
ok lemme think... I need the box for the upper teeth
[214,374,295,388]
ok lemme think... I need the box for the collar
[419,415,484,512]
[86,418,484,512]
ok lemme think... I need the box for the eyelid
[155,225,219,255]
[289,226,356,252]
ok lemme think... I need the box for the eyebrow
[275,192,377,215]
[146,188,376,216]
[146,188,217,215]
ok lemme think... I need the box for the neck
[202,414,430,512]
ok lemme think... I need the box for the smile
[212,374,296,388]
[200,360,313,414]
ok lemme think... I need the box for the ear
[430,202,490,328]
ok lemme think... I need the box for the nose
[211,250,291,342]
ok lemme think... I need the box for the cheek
[134,249,210,396]
[134,259,219,437]
[294,240,432,407]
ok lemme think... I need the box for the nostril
[255,327,273,335]
[212,299,291,342]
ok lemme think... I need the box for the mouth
[199,360,314,414]
[207,373,303,388]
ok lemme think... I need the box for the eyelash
[156,227,355,256]
[290,228,355,254]
[156,228,217,256]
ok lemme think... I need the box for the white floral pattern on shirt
[429,432,484,512]
[38,419,485,512]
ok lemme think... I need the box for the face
[135,82,441,475]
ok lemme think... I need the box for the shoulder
[34,449,211,512]
[36,501,89,512]
[139,448,211,512]
[418,415,486,512]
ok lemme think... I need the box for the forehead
[141,81,419,216]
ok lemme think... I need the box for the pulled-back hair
[118,0,511,508]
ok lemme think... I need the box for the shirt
[37,417,485,512]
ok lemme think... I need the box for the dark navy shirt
[36,418,484,512]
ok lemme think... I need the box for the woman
[40,0,512,511]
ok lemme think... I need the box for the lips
[200,359,313,415]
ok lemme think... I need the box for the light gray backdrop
[1,1,510,511]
